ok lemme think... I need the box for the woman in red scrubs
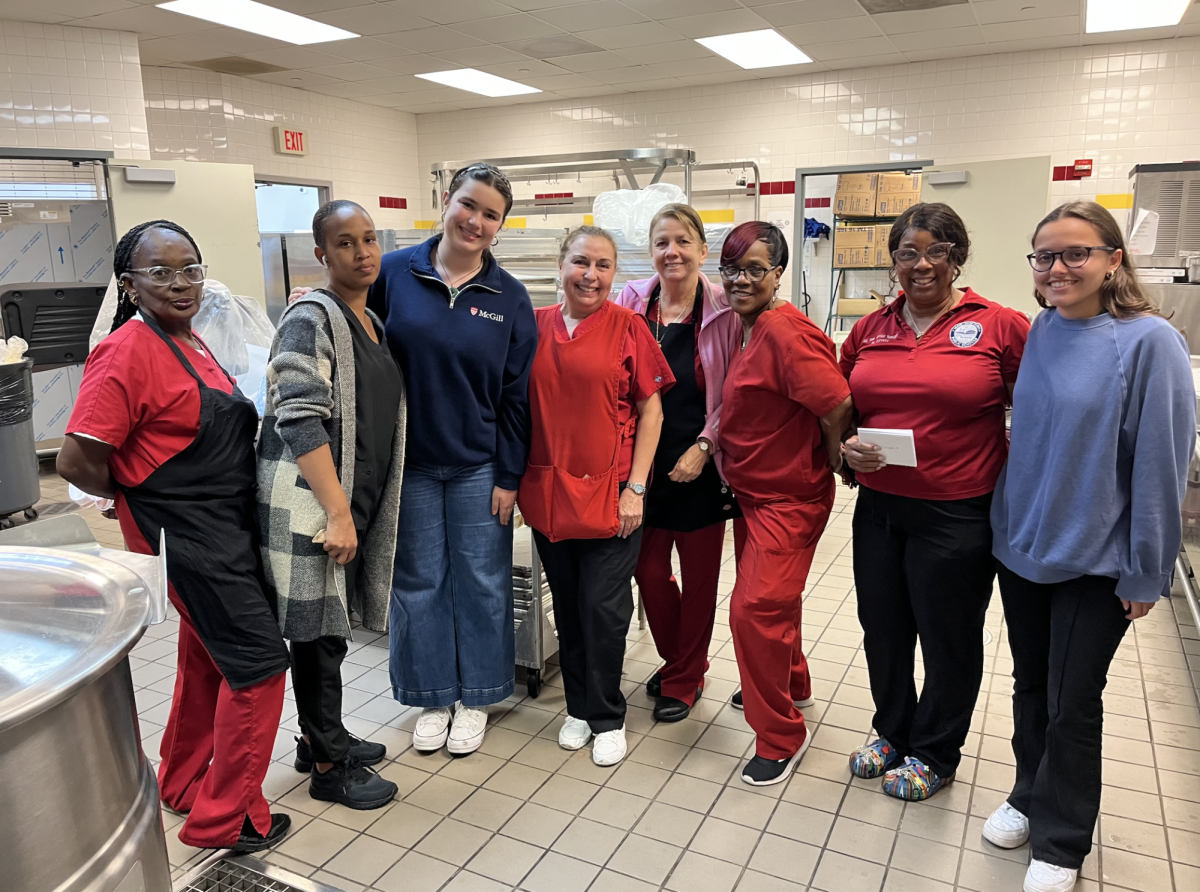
[58,221,292,852]
[718,221,853,786]
[519,225,672,768]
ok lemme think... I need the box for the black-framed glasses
[892,243,955,268]
[128,264,208,286]
[1026,246,1116,272]
[719,265,774,283]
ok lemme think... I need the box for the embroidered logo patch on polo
[949,321,982,347]
[471,307,504,322]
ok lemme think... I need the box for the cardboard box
[876,173,922,217]
[834,173,878,217]
[833,225,878,268]
[875,224,893,267]
[836,298,882,316]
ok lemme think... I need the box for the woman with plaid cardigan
[257,201,406,811]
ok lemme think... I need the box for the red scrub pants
[730,491,833,760]
[635,522,725,705]
[158,594,286,848]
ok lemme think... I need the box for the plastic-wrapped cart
[513,514,557,698]
[0,359,39,528]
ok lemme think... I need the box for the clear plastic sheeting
[592,183,687,248]
[87,276,120,353]
[0,336,28,364]
[0,359,32,426]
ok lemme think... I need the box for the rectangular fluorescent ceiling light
[157,0,358,45]
[1087,0,1190,31]
[416,69,541,97]
[696,29,811,69]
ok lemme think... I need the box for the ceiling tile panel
[242,47,348,68]
[576,22,682,50]
[431,45,532,66]
[248,69,343,88]
[376,26,488,52]
[981,15,1079,41]
[549,50,640,72]
[756,0,869,28]
[659,10,773,39]
[872,4,978,34]
[534,1,651,31]
[621,0,741,15]
[310,4,433,33]
[64,6,219,37]
[385,0,517,26]
[779,17,884,45]
[304,61,399,81]
[265,0,376,15]
[614,40,715,65]
[803,35,900,61]
[478,58,571,77]
[888,25,986,51]
[970,0,1080,25]
[365,53,462,74]
[451,13,564,42]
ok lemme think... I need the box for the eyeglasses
[892,243,955,268]
[1026,246,1116,272]
[718,265,774,282]
[127,264,208,286]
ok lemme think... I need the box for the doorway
[254,179,330,233]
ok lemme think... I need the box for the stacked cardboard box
[833,224,878,268]
[833,174,878,217]
[874,224,893,267]
[876,173,922,216]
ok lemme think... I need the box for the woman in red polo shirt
[519,225,672,768]
[718,221,853,786]
[56,221,292,851]
[840,202,1029,801]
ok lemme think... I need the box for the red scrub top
[839,289,1028,500]
[67,317,235,549]
[719,302,850,504]
[550,303,674,479]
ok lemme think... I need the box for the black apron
[645,288,742,532]
[122,313,290,689]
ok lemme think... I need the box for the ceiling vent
[859,0,967,12]
[190,56,289,76]
[504,34,605,59]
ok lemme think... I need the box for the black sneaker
[231,813,291,853]
[295,734,387,773]
[645,671,663,698]
[309,756,398,810]
[741,734,812,787]
[653,696,691,723]
[731,690,743,710]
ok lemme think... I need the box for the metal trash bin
[0,358,40,528]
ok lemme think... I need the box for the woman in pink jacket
[615,203,742,722]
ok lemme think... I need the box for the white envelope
[856,428,918,468]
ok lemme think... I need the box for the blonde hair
[1032,201,1158,319]
[558,225,618,265]
[649,203,707,245]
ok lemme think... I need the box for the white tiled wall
[0,19,148,157]
[141,66,420,230]
[417,35,1200,226]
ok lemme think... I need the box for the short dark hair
[887,203,970,272]
[110,220,202,333]
[312,199,370,250]
[447,162,514,218]
[721,221,788,272]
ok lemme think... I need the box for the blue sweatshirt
[371,236,537,490]
[992,309,1195,602]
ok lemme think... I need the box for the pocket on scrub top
[551,465,620,540]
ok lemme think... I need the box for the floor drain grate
[175,855,346,892]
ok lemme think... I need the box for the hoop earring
[492,236,500,247]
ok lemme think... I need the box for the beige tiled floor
[31,465,1200,892]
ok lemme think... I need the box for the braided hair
[110,220,203,333]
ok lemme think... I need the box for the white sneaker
[794,696,816,709]
[413,706,453,752]
[983,802,1030,849]
[592,726,627,767]
[1024,859,1078,892]
[558,716,593,751]
[447,705,488,755]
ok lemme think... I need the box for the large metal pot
[0,515,171,892]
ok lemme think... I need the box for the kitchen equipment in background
[0,513,170,892]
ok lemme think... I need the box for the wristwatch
[697,438,711,453]
[628,482,647,496]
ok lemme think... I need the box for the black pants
[534,527,642,733]
[852,487,995,777]
[289,540,362,764]
[998,563,1131,869]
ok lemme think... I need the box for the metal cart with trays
[512,510,557,698]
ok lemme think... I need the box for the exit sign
[273,126,308,156]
